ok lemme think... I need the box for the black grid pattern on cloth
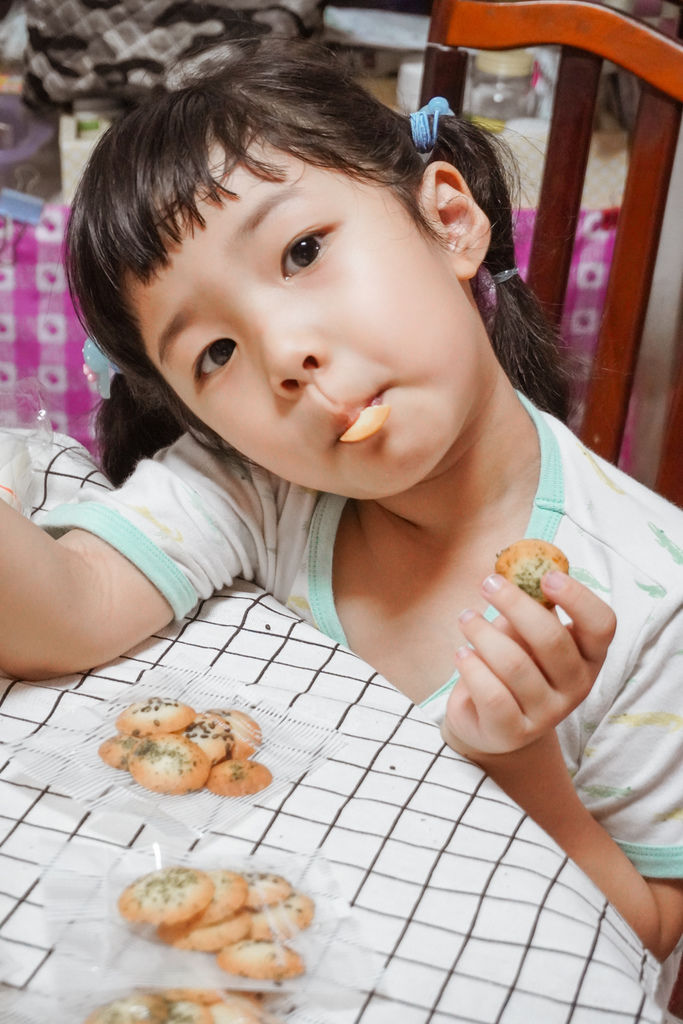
[0,437,663,1023]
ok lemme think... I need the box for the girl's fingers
[478,572,613,696]
[491,611,531,648]
[448,572,615,754]
[458,610,561,719]
[450,644,530,748]
[540,571,616,664]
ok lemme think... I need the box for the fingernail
[482,573,503,594]
[455,644,472,660]
[543,570,566,592]
[458,608,476,624]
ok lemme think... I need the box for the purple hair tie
[473,266,520,330]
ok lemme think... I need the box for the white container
[396,53,425,113]
[467,48,537,129]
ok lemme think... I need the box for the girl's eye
[197,338,236,378]
[283,234,322,278]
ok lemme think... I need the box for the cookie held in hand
[495,539,569,607]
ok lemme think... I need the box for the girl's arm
[445,726,683,960]
[0,501,174,680]
[442,571,683,960]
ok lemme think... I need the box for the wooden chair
[420,0,683,506]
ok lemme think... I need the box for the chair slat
[420,44,469,111]
[527,48,602,322]
[579,86,682,461]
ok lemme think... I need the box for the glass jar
[466,48,538,130]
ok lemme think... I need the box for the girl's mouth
[339,402,391,443]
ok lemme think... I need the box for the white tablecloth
[0,435,666,1023]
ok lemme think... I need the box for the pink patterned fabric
[0,204,96,451]
[514,206,618,368]
[1,203,619,461]
[514,206,635,468]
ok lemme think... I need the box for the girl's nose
[278,354,319,394]
[266,340,323,398]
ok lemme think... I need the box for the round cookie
[179,714,239,765]
[84,993,169,1024]
[206,760,272,798]
[188,870,249,927]
[249,891,315,941]
[204,709,262,758]
[116,696,196,737]
[98,733,141,771]
[118,866,214,926]
[128,735,211,794]
[494,539,570,607]
[158,908,252,951]
[165,1001,213,1024]
[242,872,292,910]
[216,939,304,981]
[209,996,262,1024]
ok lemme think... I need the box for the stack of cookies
[98,698,272,798]
[118,865,315,983]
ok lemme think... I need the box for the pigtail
[489,275,570,422]
[433,119,571,423]
[95,374,185,486]
[95,369,237,486]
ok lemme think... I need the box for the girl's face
[130,152,500,499]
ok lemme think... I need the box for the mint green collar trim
[308,492,348,646]
[517,392,565,538]
[422,396,566,708]
[615,840,683,878]
[306,396,567,686]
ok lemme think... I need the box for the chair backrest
[421,0,683,506]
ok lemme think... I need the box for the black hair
[66,35,569,485]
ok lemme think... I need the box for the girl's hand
[443,571,616,759]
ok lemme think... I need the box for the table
[0,434,667,1023]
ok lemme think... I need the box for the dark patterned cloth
[23,0,324,109]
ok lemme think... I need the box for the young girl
[2,37,682,968]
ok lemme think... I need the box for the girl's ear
[418,161,491,280]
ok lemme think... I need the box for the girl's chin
[339,457,456,501]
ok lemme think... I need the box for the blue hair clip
[82,337,118,399]
[410,96,453,155]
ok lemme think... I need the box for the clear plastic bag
[0,378,52,515]
[5,665,346,838]
[0,984,330,1024]
[40,838,380,1007]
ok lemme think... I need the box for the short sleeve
[39,434,317,619]
[563,586,683,878]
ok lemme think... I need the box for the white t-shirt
[41,396,683,878]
